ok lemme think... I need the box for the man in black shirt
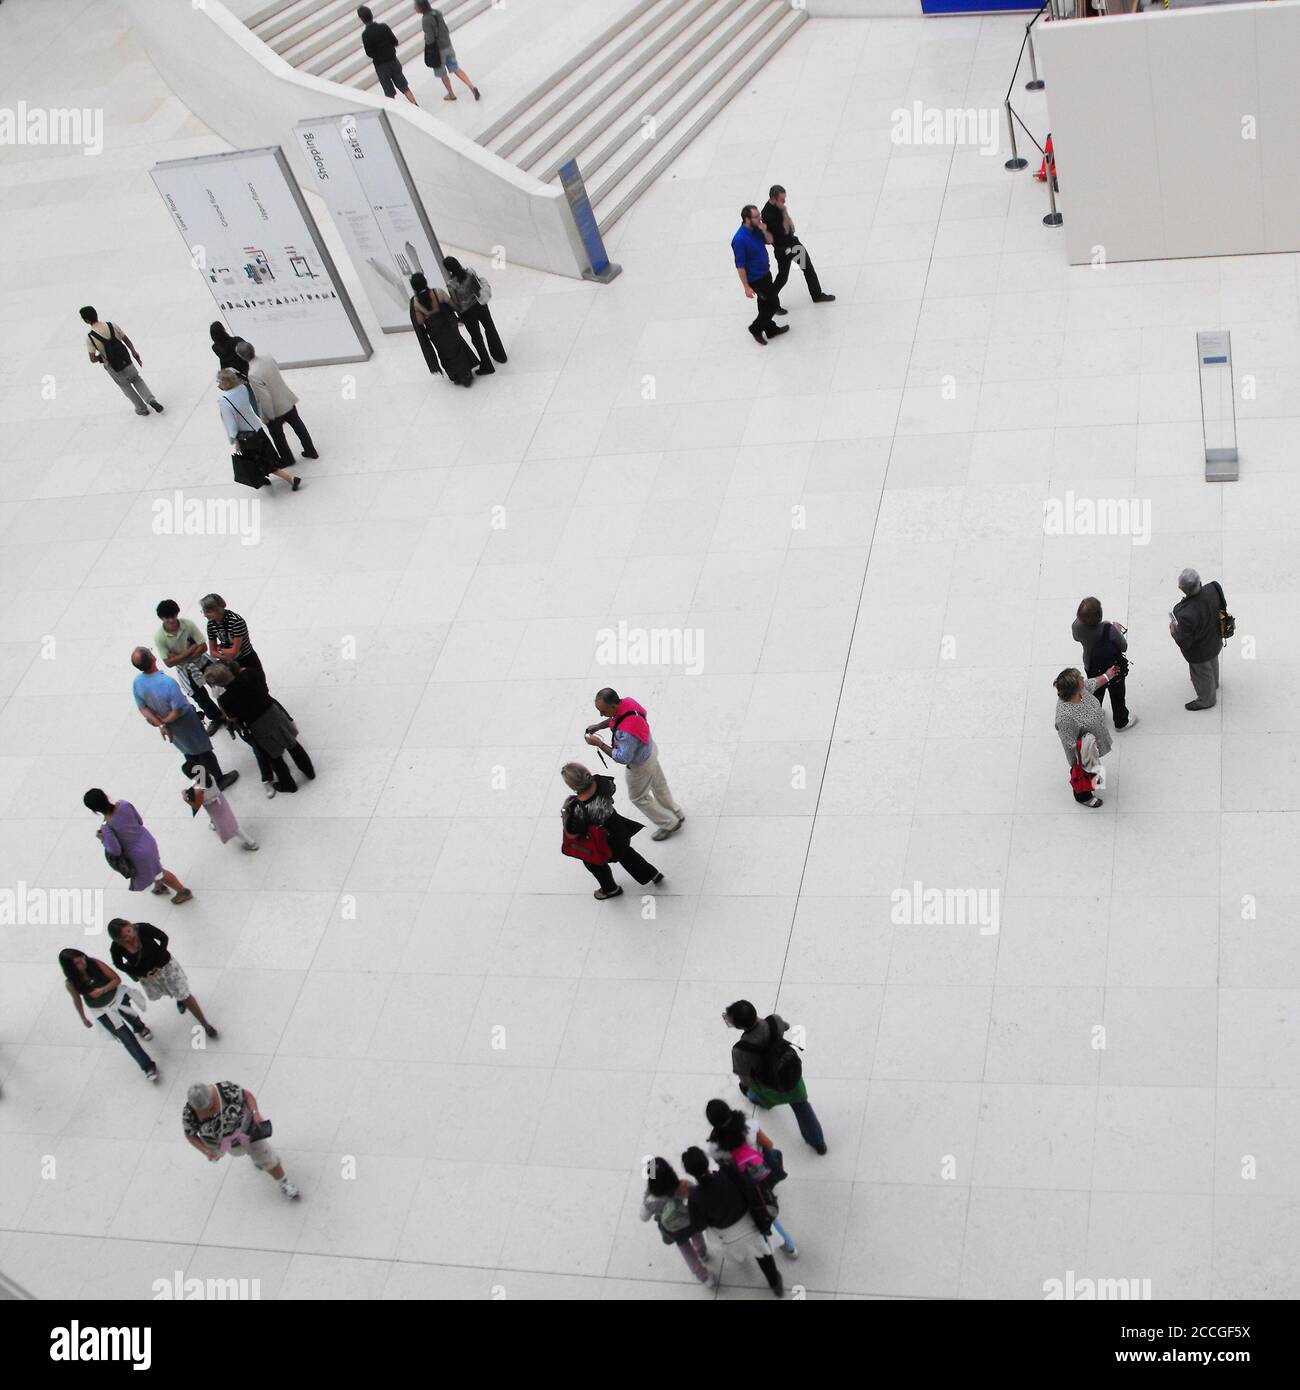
[762,184,835,313]
[1170,567,1226,710]
[358,5,418,105]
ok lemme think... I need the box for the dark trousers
[98,1010,153,1073]
[188,679,223,725]
[189,749,225,783]
[267,406,315,469]
[1098,673,1130,727]
[584,844,659,894]
[268,741,316,791]
[748,273,779,337]
[756,1253,783,1295]
[771,238,823,303]
[461,303,507,365]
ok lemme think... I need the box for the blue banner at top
[922,0,1037,10]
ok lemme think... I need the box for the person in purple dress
[83,788,193,905]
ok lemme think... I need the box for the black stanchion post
[1004,101,1028,170]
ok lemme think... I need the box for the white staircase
[477,0,806,232]
[244,0,492,95]
[240,0,806,234]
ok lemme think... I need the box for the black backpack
[90,324,130,371]
[737,1015,803,1092]
[1085,622,1129,681]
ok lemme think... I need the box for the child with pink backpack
[705,1100,798,1258]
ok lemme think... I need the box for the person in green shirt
[155,599,224,732]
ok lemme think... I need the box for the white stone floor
[2,0,1299,1301]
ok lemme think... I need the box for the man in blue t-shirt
[730,205,787,347]
[131,648,238,789]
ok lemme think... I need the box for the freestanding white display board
[151,146,371,367]
[293,111,446,335]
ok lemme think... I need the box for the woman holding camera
[1054,665,1121,808]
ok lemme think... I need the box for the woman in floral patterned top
[182,1081,299,1200]
[1054,665,1121,808]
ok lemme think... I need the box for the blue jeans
[747,1088,825,1150]
[97,1011,154,1073]
[772,1217,795,1250]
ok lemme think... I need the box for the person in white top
[234,340,317,471]
[216,369,300,491]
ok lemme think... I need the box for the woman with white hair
[182,1081,299,1200]
[560,762,663,900]
[217,367,301,491]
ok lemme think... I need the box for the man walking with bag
[1171,567,1229,710]
[724,999,827,1156]
[80,306,163,416]
[235,341,318,470]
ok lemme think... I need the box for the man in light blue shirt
[131,648,238,789]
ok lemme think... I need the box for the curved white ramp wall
[1038,2,1300,264]
[125,0,591,278]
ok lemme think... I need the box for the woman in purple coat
[83,787,193,904]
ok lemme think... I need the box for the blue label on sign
[558,159,609,277]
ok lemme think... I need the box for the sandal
[171,888,194,905]
[593,887,624,900]
[151,881,170,895]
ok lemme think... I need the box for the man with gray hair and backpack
[1170,567,1230,710]
[724,999,827,1156]
[81,306,163,416]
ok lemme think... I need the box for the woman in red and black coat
[560,762,663,900]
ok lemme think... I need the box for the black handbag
[104,847,135,880]
[424,41,440,67]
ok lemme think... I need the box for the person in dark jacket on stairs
[359,5,418,105]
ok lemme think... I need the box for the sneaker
[651,815,684,842]
[145,1067,159,1083]
[151,881,171,895]
[767,324,790,338]
[1115,715,1139,731]
[217,771,240,790]
[279,1178,300,1200]
[263,783,277,799]
[781,1242,800,1259]
[772,305,789,316]
[150,400,165,412]
[242,840,260,852]
[171,888,194,905]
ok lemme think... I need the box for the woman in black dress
[408,272,478,387]
[560,762,663,900]
[205,660,315,796]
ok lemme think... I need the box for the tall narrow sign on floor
[558,159,621,284]
[294,110,446,334]
[151,146,371,368]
